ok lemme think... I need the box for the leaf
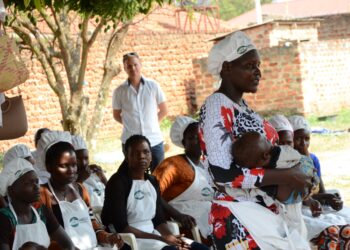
[24,0,31,8]
[33,0,43,10]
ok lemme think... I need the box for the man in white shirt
[112,52,168,172]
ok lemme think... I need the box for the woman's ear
[262,151,270,162]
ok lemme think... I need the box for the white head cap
[71,135,88,151]
[36,131,72,171]
[208,31,257,76]
[268,115,293,133]
[170,116,197,148]
[288,115,311,132]
[3,144,32,165]
[0,158,35,196]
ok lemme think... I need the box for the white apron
[9,203,50,250]
[48,181,98,249]
[127,179,169,250]
[302,206,350,240]
[215,200,310,250]
[169,159,214,238]
[84,174,105,210]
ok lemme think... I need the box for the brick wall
[0,32,217,152]
[192,44,304,116]
[317,14,350,41]
[299,39,350,115]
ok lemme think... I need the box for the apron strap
[9,203,40,225]
[48,181,82,203]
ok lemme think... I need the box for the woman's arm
[50,226,76,250]
[161,198,196,230]
[261,167,313,192]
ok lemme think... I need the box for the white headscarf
[288,115,311,132]
[0,158,35,196]
[170,116,197,148]
[269,115,293,133]
[71,135,88,151]
[36,131,72,171]
[207,31,257,76]
[3,144,32,165]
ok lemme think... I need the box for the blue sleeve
[310,153,321,177]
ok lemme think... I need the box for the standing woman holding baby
[199,31,315,249]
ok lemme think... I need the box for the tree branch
[87,18,104,48]
[86,23,130,143]
[11,22,69,119]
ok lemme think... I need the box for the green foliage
[218,0,272,21]
[6,0,170,20]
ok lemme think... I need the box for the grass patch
[308,109,350,130]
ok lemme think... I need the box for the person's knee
[190,242,210,250]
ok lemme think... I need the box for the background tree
[3,0,168,145]
[219,0,272,20]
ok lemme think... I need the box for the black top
[101,162,166,233]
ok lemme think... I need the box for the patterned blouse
[199,93,279,205]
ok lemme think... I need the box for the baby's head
[232,131,273,168]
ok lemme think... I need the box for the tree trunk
[85,24,129,147]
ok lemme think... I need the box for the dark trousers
[161,242,210,250]
[150,142,164,172]
[122,142,164,173]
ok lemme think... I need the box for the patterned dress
[199,93,278,250]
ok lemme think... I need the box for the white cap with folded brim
[71,134,88,151]
[36,131,72,172]
[288,115,311,132]
[170,116,197,148]
[0,158,35,196]
[207,31,257,76]
[269,115,293,133]
[3,144,32,165]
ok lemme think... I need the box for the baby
[232,131,319,204]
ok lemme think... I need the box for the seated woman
[3,144,35,166]
[153,116,214,239]
[71,135,107,213]
[287,115,350,249]
[0,158,75,250]
[1,144,35,208]
[32,128,51,184]
[102,135,209,250]
[36,131,126,250]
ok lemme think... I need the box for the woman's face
[293,129,310,155]
[221,49,261,94]
[49,151,78,185]
[277,130,294,147]
[75,149,91,181]
[9,170,40,203]
[183,123,201,158]
[127,140,152,172]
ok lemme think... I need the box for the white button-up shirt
[112,77,166,146]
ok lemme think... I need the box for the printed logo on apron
[93,188,102,196]
[134,190,145,200]
[69,217,79,227]
[69,216,90,227]
[201,187,213,197]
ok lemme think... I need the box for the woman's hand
[309,199,322,217]
[174,213,196,230]
[287,164,313,192]
[106,233,124,248]
[326,193,343,211]
[161,234,190,249]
